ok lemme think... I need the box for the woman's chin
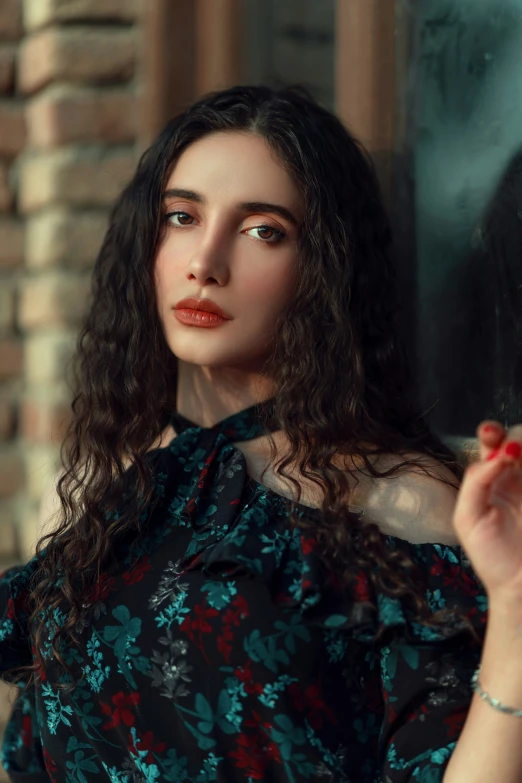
[169,343,270,373]
[168,344,250,370]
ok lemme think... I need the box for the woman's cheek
[246,256,296,306]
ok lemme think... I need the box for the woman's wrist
[472,664,522,717]
[478,597,522,708]
[487,592,522,639]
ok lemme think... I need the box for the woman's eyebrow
[163,188,203,203]
[162,188,298,226]
[240,201,298,226]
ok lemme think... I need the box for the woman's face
[154,131,302,370]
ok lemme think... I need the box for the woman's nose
[185,232,230,287]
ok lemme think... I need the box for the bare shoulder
[347,451,461,546]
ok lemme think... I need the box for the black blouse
[0,402,486,782]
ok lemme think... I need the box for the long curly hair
[11,85,473,692]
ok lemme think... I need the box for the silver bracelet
[471,664,522,717]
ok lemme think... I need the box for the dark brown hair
[11,85,473,692]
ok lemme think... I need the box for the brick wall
[0,1,143,778]
[0,0,24,582]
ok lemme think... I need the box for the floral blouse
[0,403,487,783]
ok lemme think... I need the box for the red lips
[173,297,232,327]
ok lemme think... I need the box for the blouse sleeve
[356,538,487,782]
[0,563,50,782]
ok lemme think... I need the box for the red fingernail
[504,441,522,459]
[487,448,501,461]
[483,424,500,433]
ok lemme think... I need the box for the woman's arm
[446,422,522,781]
[443,600,522,782]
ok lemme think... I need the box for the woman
[1,84,522,782]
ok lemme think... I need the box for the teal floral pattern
[0,402,487,782]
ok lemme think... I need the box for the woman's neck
[176,360,275,428]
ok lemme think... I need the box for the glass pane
[396,0,522,439]
[240,0,335,109]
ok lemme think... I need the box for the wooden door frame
[139,0,242,148]
[334,0,397,203]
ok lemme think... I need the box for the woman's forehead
[165,132,303,216]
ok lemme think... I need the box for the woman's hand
[453,421,522,604]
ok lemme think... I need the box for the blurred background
[0,0,522,770]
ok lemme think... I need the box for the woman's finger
[477,420,505,462]
[505,424,522,447]
[454,446,520,537]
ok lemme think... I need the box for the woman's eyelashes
[163,210,287,245]
[249,225,287,243]
[165,211,195,227]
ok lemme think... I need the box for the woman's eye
[245,225,286,244]
[163,213,285,243]
[165,211,195,227]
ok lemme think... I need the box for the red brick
[0,399,15,440]
[0,0,22,41]
[19,147,135,213]
[0,45,16,94]
[19,27,135,95]
[26,85,136,148]
[0,339,22,381]
[0,218,23,268]
[0,450,23,498]
[21,397,72,445]
[0,163,12,211]
[24,0,140,31]
[0,101,26,158]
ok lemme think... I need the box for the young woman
[1,85,522,783]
